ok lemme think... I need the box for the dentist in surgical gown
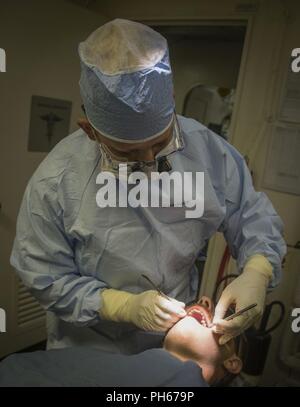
[11,19,286,354]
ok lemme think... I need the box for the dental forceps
[141,274,171,300]
[208,303,257,327]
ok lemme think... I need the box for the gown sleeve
[10,176,107,327]
[217,142,287,288]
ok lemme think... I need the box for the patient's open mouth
[185,297,214,328]
[186,306,210,327]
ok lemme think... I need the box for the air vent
[17,280,45,326]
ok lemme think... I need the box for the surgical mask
[98,113,184,177]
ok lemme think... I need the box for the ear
[223,354,242,374]
[77,118,96,141]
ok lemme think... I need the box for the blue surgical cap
[78,19,175,143]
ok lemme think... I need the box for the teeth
[189,309,208,327]
[199,311,207,326]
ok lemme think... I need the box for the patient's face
[163,296,241,384]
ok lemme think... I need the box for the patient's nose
[199,296,213,312]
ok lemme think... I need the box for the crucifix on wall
[28,95,72,152]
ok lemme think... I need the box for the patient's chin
[164,316,223,365]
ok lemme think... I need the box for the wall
[165,37,244,113]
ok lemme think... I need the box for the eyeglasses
[154,113,184,159]
[104,114,184,173]
[81,105,185,173]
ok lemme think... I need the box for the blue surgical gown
[10,115,286,352]
[0,347,208,387]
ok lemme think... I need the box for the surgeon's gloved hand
[212,254,273,345]
[99,288,187,332]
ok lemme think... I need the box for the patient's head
[163,296,242,385]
